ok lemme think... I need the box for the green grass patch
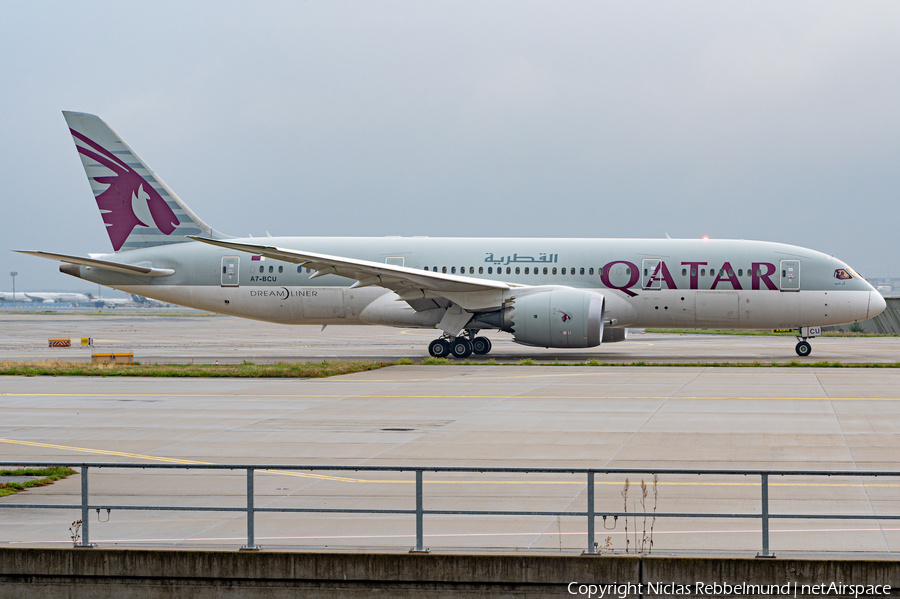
[409,359,900,368]
[2,358,898,376]
[0,467,77,498]
[0,359,392,378]
[421,357,452,365]
[626,360,898,367]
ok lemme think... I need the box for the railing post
[80,466,91,547]
[584,471,596,554]
[241,468,260,550]
[410,469,429,553]
[757,473,774,557]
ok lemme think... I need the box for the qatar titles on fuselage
[16,112,886,358]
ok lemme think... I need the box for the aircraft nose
[868,290,887,319]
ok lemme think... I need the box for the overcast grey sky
[2,1,899,291]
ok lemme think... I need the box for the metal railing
[3,462,900,556]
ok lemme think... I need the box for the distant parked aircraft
[0,291,92,303]
[16,112,887,357]
[85,293,171,308]
[128,294,171,308]
[86,294,133,308]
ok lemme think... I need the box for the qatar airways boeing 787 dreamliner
[17,112,886,358]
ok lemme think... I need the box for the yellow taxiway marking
[0,439,208,465]
[3,437,900,488]
[0,438,369,483]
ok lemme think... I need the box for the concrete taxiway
[0,313,898,363]
[3,366,900,556]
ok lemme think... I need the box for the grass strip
[420,358,900,368]
[0,360,392,378]
[0,467,77,498]
[2,358,898,376]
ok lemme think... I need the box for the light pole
[9,272,17,302]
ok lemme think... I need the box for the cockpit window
[834,269,852,280]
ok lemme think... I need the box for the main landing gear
[428,331,493,358]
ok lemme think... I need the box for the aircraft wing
[14,251,175,277]
[189,237,520,312]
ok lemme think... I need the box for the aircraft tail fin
[63,111,227,252]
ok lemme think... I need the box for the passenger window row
[254,265,284,273]
[252,263,765,279]
[678,268,761,277]
[414,264,767,279]
[422,266,615,276]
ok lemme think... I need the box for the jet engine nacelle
[497,287,605,348]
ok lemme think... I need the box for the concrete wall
[1,548,898,598]
[826,297,900,334]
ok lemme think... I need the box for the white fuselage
[110,284,877,331]
[73,236,883,332]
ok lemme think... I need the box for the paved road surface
[3,367,900,556]
[1,313,897,363]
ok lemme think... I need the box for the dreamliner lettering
[70,129,180,251]
[250,289,319,298]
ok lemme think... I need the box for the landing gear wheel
[472,337,492,355]
[795,341,812,357]
[450,338,473,358]
[428,339,451,358]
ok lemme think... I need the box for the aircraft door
[642,259,662,290]
[780,260,800,291]
[221,256,240,287]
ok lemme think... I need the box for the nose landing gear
[794,326,820,357]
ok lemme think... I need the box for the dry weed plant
[621,478,630,553]
[69,520,82,546]
[620,475,659,554]
[556,516,562,551]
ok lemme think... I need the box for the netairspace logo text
[567,581,891,598]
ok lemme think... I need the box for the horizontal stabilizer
[14,250,175,277]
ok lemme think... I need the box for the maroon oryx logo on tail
[71,129,179,250]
